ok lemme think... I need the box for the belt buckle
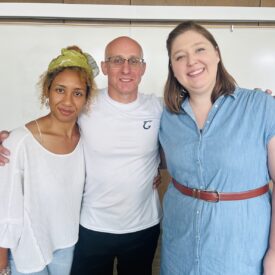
[192,188,220,203]
[205,190,220,203]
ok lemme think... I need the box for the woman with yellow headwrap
[0,46,98,275]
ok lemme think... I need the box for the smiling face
[48,69,88,123]
[101,36,146,103]
[170,30,220,98]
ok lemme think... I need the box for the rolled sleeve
[264,94,275,145]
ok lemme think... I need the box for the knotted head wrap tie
[48,48,99,78]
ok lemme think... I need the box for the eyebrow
[172,41,207,56]
[53,84,66,88]
[192,41,208,47]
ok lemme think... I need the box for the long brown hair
[164,21,237,113]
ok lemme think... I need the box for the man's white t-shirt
[79,89,163,233]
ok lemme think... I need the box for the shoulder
[4,127,29,143]
[233,87,275,106]
[138,93,164,114]
[79,88,105,119]
[3,126,30,153]
[91,88,106,104]
[235,87,272,101]
[161,106,177,122]
[233,87,275,114]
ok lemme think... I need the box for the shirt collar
[181,87,239,112]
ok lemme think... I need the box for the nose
[187,53,196,66]
[63,92,73,105]
[121,60,131,73]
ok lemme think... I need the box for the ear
[215,47,221,63]
[46,88,50,98]
[101,61,108,76]
[140,62,146,76]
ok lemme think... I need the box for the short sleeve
[264,94,275,145]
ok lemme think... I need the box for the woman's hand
[153,170,162,189]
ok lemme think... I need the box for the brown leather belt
[172,178,269,203]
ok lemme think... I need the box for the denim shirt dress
[159,88,275,275]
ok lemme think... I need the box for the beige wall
[0,1,274,26]
[0,0,274,6]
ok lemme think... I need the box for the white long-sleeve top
[0,127,85,273]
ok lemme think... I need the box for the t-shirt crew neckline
[104,89,140,110]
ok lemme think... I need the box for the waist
[172,178,269,203]
[80,199,162,233]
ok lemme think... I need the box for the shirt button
[206,120,209,124]
[196,210,200,214]
[214,104,218,108]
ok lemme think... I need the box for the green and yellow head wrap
[48,48,99,78]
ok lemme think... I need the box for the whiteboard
[0,23,275,130]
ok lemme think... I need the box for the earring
[45,99,49,108]
[180,88,187,97]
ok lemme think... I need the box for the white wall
[0,23,275,129]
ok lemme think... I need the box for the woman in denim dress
[159,21,275,275]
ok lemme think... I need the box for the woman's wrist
[0,266,10,275]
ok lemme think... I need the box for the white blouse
[0,127,85,273]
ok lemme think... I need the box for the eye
[55,87,64,94]
[175,55,186,61]
[128,57,141,65]
[196,47,205,53]
[74,90,85,97]
[113,56,124,65]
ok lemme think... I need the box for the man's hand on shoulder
[0,131,10,166]
[255,88,274,97]
[263,89,273,96]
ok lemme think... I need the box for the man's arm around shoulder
[0,131,10,166]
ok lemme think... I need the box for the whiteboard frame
[0,3,275,22]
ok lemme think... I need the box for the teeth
[120,78,131,82]
[188,68,204,76]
